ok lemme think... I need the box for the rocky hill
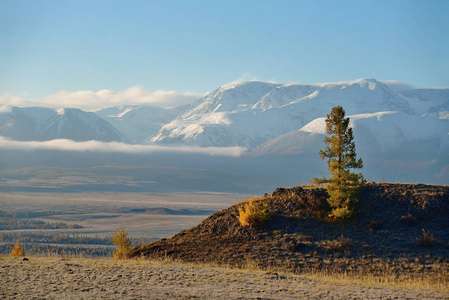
[130,182,449,284]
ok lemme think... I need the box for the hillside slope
[131,183,449,282]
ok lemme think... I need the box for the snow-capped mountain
[0,106,128,142]
[1,78,447,153]
[397,88,449,117]
[250,111,449,158]
[96,105,187,143]
[150,79,426,148]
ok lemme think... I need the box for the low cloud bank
[379,80,415,92]
[0,86,205,110]
[0,137,246,157]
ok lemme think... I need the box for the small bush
[416,229,437,247]
[330,207,354,219]
[238,197,270,227]
[112,227,131,259]
[9,240,25,257]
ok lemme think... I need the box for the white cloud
[229,73,279,85]
[230,73,260,84]
[0,86,205,110]
[421,85,449,89]
[380,80,449,91]
[0,137,247,157]
[0,92,37,107]
[379,80,415,91]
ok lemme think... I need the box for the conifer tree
[112,227,131,259]
[10,240,25,257]
[313,106,364,218]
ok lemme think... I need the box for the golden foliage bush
[10,240,25,257]
[112,227,131,260]
[238,197,270,227]
[330,207,354,219]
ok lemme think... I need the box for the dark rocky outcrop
[130,183,449,277]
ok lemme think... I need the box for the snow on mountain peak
[250,110,449,158]
[150,78,446,149]
[301,111,399,135]
[0,105,13,113]
[354,78,378,90]
[0,106,127,143]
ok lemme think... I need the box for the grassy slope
[130,182,449,287]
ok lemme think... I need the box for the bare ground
[1,256,448,299]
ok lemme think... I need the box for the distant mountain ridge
[1,78,448,152]
[0,106,127,142]
[95,104,187,144]
[151,78,448,149]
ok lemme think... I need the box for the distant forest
[0,232,155,258]
[0,211,155,257]
[0,211,83,230]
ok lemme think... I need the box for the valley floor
[1,256,447,299]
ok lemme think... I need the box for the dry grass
[416,229,438,247]
[1,255,447,299]
[318,235,353,252]
[139,253,449,292]
[303,268,448,291]
[227,256,448,291]
[299,183,320,190]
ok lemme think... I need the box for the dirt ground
[1,256,448,299]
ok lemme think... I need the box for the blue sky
[1,0,448,107]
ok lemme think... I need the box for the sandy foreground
[1,257,448,300]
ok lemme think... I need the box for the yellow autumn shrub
[238,197,270,227]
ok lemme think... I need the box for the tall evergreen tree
[314,106,364,218]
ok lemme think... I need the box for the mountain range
[2,78,447,149]
[1,78,448,187]
[0,106,127,143]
